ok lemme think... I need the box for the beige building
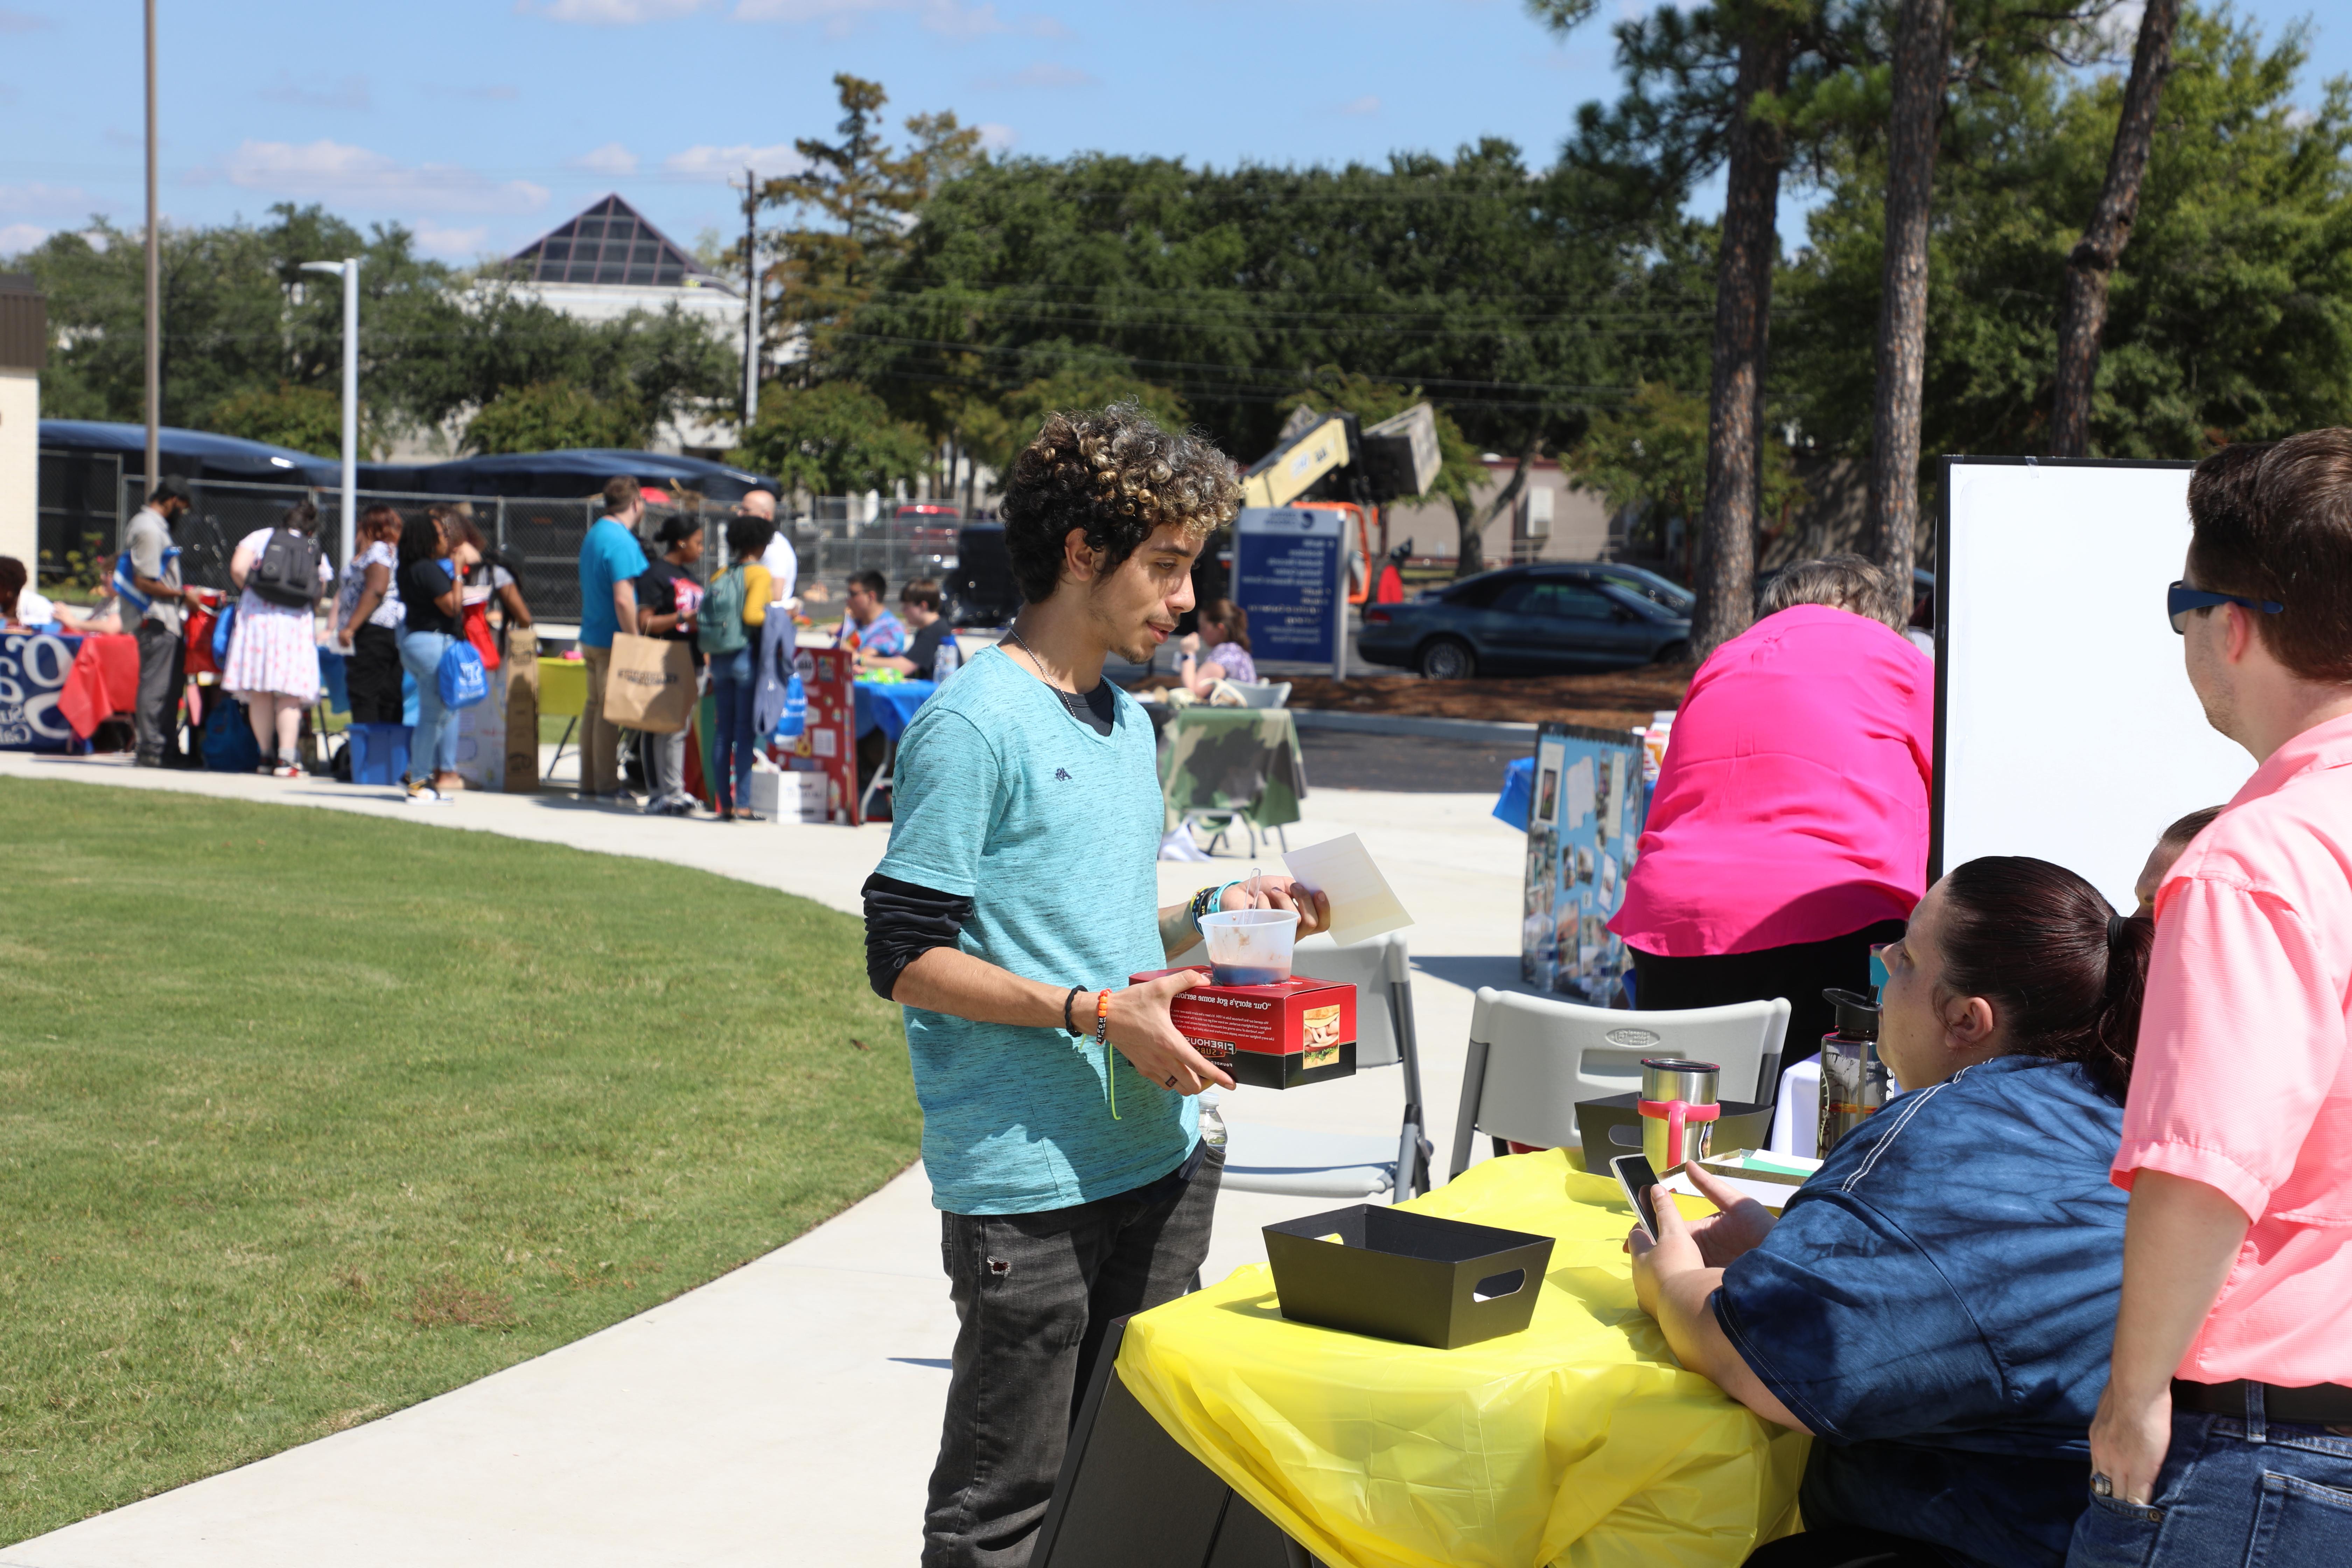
[0,275,41,571]
[1379,454,1615,572]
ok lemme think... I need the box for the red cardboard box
[1130,966,1357,1090]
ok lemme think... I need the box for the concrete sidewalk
[0,751,1532,1568]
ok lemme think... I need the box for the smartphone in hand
[1612,1154,1662,1243]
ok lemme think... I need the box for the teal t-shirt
[876,646,1195,1215]
[577,517,649,649]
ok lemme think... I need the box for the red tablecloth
[58,632,141,738]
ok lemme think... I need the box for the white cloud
[976,122,1017,152]
[413,220,490,258]
[218,140,550,214]
[572,142,639,176]
[526,0,710,20]
[1338,94,1380,117]
[259,72,372,110]
[728,0,884,20]
[729,0,1064,32]
[664,142,806,180]
[0,8,53,33]
[0,222,49,254]
[0,181,96,217]
[976,61,1093,90]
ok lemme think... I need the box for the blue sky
[0,0,2342,265]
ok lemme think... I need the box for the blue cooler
[347,723,413,785]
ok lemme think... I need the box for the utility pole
[301,259,360,566]
[142,0,160,490]
[739,166,759,431]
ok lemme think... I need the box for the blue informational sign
[1233,506,1344,672]
[0,631,79,752]
[1521,721,1649,1005]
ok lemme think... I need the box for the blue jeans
[397,630,460,780]
[2068,1391,2352,1566]
[708,646,756,812]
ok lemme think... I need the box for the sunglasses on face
[2169,580,2284,635]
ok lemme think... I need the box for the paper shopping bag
[604,632,694,734]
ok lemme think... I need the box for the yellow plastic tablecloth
[1116,1150,1808,1568]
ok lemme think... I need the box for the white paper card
[1564,756,1595,827]
[1283,832,1413,947]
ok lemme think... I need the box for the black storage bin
[1263,1204,1554,1351]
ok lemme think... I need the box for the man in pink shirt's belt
[2077,432,2352,1564]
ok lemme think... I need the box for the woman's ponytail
[1938,857,2154,1100]
[2090,910,2154,1097]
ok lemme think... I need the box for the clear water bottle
[932,636,962,685]
[1198,1089,1227,1149]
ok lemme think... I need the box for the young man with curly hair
[863,403,1329,1568]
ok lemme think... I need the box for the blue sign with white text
[0,631,78,752]
[1233,507,1342,668]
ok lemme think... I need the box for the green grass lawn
[0,778,918,1545]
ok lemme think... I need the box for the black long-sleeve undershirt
[863,873,972,1001]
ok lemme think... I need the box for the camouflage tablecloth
[1160,706,1308,830]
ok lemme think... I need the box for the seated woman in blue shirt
[1629,855,2154,1568]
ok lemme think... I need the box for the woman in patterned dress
[222,499,333,777]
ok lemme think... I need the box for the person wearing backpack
[222,498,335,777]
[697,512,774,820]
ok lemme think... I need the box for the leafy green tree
[1571,380,1804,574]
[1777,6,2352,464]
[842,144,1681,529]
[8,203,738,449]
[756,74,983,373]
[210,382,377,458]
[464,382,648,454]
[731,381,930,496]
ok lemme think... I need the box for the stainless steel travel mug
[1640,1057,1721,1172]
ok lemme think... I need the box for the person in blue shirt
[860,404,1329,1568]
[576,476,650,803]
[1629,855,2156,1568]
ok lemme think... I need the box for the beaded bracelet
[1094,988,1119,1121]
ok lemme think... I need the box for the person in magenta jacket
[1610,555,1933,1073]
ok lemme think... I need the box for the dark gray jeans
[134,619,184,762]
[923,1144,1223,1568]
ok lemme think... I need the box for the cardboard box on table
[1129,965,1355,1090]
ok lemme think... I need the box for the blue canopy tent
[38,420,341,486]
[360,449,779,504]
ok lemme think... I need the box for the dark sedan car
[1358,563,1693,679]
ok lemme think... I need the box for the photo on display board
[1520,723,1649,1004]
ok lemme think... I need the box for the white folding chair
[1181,931,1432,1203]
[1446,989,1791,1181]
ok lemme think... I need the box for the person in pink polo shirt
[2076,433,2352,1565]
[1612,555,1933,1073]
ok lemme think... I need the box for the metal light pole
[739,166,759,429]
[142,0,160,489]
[300,258,360,566]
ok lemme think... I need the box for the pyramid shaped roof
[508,194,733,292]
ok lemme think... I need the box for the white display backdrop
[1936,457,2255,912]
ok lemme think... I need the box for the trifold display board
[1936,457,2255,913]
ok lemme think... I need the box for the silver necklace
[1003,624,1096,718]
